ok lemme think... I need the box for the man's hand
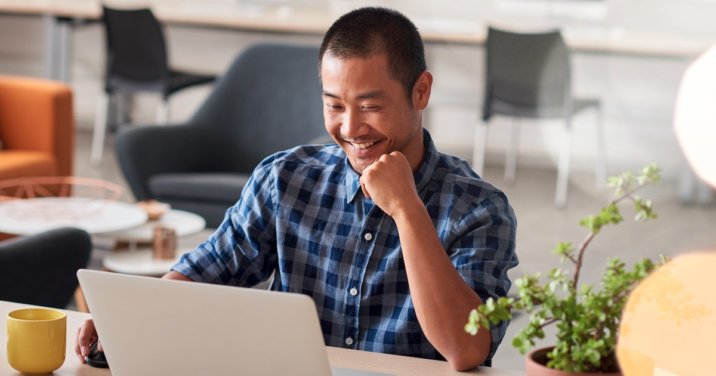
[359,151,421,218]
[75,319,101,363]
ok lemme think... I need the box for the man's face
[320,53,431,174]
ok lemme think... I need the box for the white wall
[1,0,715,183]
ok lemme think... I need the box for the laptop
[78,269,391,376]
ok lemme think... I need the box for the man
[77,7,518,371]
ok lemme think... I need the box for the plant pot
[526,347,622,376]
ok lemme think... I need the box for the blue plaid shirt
[172,130,518,364]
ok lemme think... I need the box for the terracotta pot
[526,347,622,376]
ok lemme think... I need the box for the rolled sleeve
[171,158,280,287]
[448,190,518,361]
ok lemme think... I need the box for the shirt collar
[413,129,439,196]
[345,158,362,203]
[343,129,439,204]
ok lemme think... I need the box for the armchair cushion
[0,76,74,178]
[149,173,248,205]
[0,151,55,180]
[149,173,250,226]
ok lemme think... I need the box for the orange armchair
[0,76,74,180]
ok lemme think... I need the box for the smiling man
[315,9,517,369]
[77,7,517,371]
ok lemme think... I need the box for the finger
[97,340,104,352]
[360,178,371,200]
[74,326,84,362]
[76,319,96,360]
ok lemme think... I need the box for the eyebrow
[322,90,385,100]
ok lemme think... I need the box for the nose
[341,109,368,139]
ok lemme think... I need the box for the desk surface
[0,300,523,375]
[0,0,712,58]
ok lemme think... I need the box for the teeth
[353,141,377,149]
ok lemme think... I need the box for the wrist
[391,195,427,223]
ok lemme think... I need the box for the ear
[412,71,433,110]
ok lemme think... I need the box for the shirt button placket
[346,229,373,351]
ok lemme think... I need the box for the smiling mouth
[353,140,378,150]
[345,138,383,154]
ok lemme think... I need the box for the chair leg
[472,120,489,176]
[157,98,169,124]
[74,287,89,313]
[91,92,110,166]
[504,119,520,185]
[555,118,573,208]
[594,104,607,189]
[113,92,133,127]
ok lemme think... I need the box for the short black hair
[319,7,427,99]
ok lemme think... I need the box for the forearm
[394,203,492,371]
[162,271,193,281]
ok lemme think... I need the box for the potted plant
[465,165,664,375]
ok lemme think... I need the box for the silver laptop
[78,269,390,376]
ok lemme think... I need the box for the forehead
[323,51,388,71]
[320,53,399,94]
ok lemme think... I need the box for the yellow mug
[7,308,67,373]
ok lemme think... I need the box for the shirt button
[345,337,354,346]
[349,287,358,296]
[364,232,373,241]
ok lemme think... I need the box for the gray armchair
[115,43,327,227]
[0,227,92,308]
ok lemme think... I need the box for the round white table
[0,197,147,235]
[97,209,206,243]
[98,209,206,276]
[102,248,193,276]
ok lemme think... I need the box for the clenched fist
[359,151,422,219]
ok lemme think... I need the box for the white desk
[0,300,523,375]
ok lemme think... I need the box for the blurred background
[2,0,715,370]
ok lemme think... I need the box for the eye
[325,103,343,112]
[360,105,380,112]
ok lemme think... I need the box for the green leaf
[600,203,623,225]
[552,242,574,262]
[464,322,478,335]
[512,336,523,348]
[634,198,657,221]
[640,164,661,185]
[579,215,600,233]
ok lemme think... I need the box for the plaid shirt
[172,130,518,364]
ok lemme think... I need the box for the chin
[350,161,370,174]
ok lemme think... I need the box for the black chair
[91,6,216,166]
[0,227,92,309]
[115,43,327,228]
[474,27,607,207]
